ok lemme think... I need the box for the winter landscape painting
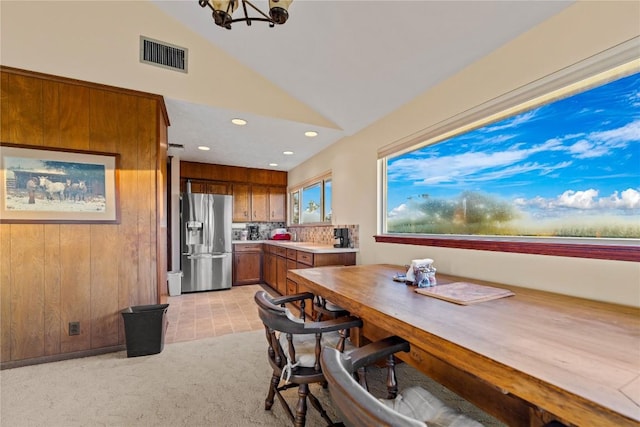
[386,71,640,240]
[0,144,119,223]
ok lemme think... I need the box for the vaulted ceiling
[2,0,573,170]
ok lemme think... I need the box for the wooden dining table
[287,264,640,427]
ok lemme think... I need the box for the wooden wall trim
[0,345,125,370]
[374,235,640,262]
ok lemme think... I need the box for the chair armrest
[348,336,410,370]
[303,316,363,334]
[271,292,315,306]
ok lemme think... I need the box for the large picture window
[377,50,639,261]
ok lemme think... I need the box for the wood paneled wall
[0,67,168,365]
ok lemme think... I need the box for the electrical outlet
[69,321,80,336]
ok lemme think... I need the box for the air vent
[168,143,185,151]
[140,36,188,73]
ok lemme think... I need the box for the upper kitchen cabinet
[251,185,269,222]
[232,183,251,222]
[180,162,287,223]
[182,180,230,195]
[234,184,286,223]
[269,186,286,222]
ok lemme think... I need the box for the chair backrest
[255,290,363,378]
[254,290,309,334]
[321,337,422,427]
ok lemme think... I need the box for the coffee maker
[248,225,260,240]
[333,228,349,248]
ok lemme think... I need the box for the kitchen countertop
[232,240,358,254]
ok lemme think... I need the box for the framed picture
[0,143,120,223]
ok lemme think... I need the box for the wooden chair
[313,295,349,321]
[254,290,363,427]
[321,336,484,427]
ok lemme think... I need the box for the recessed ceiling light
[269,163,278,167]
[231,118,247,126]
[197,146,210,151]
[283,151,294,155]
[305,131,318,137]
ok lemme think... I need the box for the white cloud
[565,120,640,159]
[556,189,599,209]
[483,110,538,132]
[515,188,640,212]
[598,188,640,209]
[388,203,425,219]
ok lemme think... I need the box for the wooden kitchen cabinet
[263,247,276,288]
[269,186,286,222]
[180,162,287,223]
[232,183,251,222]
[231,184,285,223]
[181,179,230,195]
[265,243,356,319]
[275,253,287,295]
[233,243,263,285]
[251,185,269,222]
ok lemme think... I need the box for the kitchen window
[289,172,332,224]
[376,42,639,262]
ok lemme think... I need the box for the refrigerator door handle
[187,253,228,260]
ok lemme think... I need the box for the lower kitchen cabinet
[262,243,356,318]
[263,247,276,289]
[232,243,263,285]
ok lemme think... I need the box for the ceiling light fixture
[269,163,278,167]
[283,151,294,155]
[304,131,318,137]
[198,0,292,30]
[231,118,247,126]
[198,146,211,151]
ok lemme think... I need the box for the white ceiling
[150,0,573,171]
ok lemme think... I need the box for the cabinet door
[207,182,230,195]
[275,255,287,295]
[233,251,262,285]
[269,186,286,222]
[263,252,275,288]
[188,180,209,193]
[286,258,296,296]
[251,185,269,222]
[232,183,251,222]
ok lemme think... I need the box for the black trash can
[120,304,169,357]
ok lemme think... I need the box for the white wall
[289,1,640,307]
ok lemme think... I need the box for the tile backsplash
[232,222,285,241]
[232,223,359,247]
[287,224,359,248]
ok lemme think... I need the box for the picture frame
[0,143,120,224]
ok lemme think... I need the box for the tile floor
[165,284,274,344]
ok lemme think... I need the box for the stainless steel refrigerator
[181,193,232,292]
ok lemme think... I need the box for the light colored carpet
[1,330,504,426]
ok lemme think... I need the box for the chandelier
[198,0,293,30]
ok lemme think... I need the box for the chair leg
[265,372,279,410]
[294,383,309,427]
[308,388,334,426]
[355,366,368,390]
[385,354,399,399]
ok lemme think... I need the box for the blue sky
[387,71,640,222]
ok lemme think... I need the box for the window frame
[289,171,333,225]
[376,40,640,262]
